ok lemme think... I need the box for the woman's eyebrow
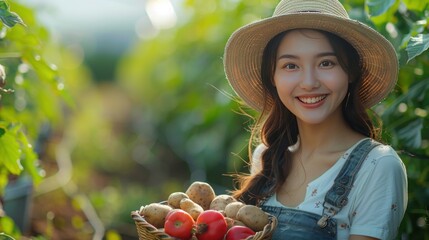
[317,52,336,57]
[277,52,336,60]
[277,54,298,60]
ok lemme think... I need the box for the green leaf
[0,128,22,175]
[382,78,429,118]
[17,130,42,184]
[0,232,15,240]
[402,0,429,11]
[0,0,9,10]
[0,10,25,27]
[406,34,429,63]
[397,118,423,149]
[365,0,395,16]
[369,0,399,26]
[0,217,17,238]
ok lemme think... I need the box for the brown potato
[179,198,204,220]
[185,181,216,210]
[236,205,269,232]
[140,203,173,228]
[167,192,189,208]
[209,194,237,211]
[224,201,245,219]
[225,217,245,229]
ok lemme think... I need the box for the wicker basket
[131,209,278,240]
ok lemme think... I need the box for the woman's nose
[299,68,321,90]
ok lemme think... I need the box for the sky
[23,0,180,53]
[21,0,181,80]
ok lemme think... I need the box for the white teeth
[298,95,326,104]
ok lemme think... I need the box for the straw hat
[224,0,398,111]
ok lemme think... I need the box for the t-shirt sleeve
[250,144,267,175]
[349,145,408,240]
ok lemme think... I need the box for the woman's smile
[296,94,328,104]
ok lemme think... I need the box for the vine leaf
[0,127,22,175]
[406,34,429,63]
[366,0,395,17]
[397,118,423,149]
[0,0,26,28]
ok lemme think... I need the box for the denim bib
[261,139,380,239]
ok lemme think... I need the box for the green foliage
[365,0,396,17]
[0,0,73,237]
[0,232,15,240]
[0,0,25,28]
[117,0,429,238]
[407,34,429,63]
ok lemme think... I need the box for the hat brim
[224,12,398,111]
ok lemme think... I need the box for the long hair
[231,29,381,205]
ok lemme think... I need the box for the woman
[223,0,407,239]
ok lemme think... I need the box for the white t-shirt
[252,138,408,240]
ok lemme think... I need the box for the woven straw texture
[131,210,278,240]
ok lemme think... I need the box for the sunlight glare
[145,0,177,30]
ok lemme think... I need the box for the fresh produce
[236,205,269,232]
[195,210,228,240]
[209,194,237,211]
[225,225,256,240]
[164,209,195,240]
[225,217,245,229]
[224,201,246,219]
[185,181,216,210]
[139,203,173,228]
[180,198,204,221]
[138,181,272,239]
[168,192,189,208]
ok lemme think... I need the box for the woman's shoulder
[362,142,406,175]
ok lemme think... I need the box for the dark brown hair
[232,29,381,205]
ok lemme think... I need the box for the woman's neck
[296,114,365,156]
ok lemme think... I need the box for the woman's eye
[320,60,334,67]
[284,63,298,70]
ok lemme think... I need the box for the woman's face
[273,29,349,125]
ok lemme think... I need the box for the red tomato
[164,209,195,240]
[225,225,256,240]
[195,210,227,240]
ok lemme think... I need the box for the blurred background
[0,0,428,239]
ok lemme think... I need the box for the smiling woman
[224,0,407,239]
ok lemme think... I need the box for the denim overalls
[261,139,380,239]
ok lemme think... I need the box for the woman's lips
[296,94,327,104]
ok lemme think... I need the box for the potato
[224,201,245,219]
[225,217,245,229]
[168,192,189,208]
[180,198,204,220]
[236,205,269,232]
[140,203,173,228]
[185,181,216,210]
[209,194,237,211]
[225,217,235,229]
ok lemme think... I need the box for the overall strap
[317,138,381,228]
